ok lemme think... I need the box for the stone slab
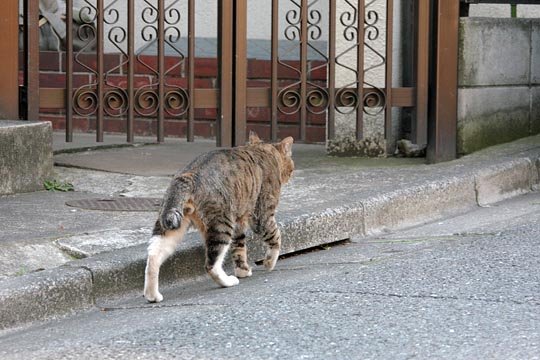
[0,239,71,281]
[56,228,154,258]
[54,141,216,177]
[0,121,53,195]
[458,87,531,155]
[459,18,531,87]
[54,140,389,176]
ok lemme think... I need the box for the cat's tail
[159,173,195,230]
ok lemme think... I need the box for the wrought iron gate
[21,0,430,148]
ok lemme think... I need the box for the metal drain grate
[65,197,162,212]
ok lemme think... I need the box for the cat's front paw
[144,290,164,303]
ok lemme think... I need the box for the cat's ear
[280,136,294,157]
[248,131,262,144]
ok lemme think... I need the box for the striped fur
[144,132,294,302]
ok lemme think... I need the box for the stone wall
[468,4,540,18]
[458,18,540,155]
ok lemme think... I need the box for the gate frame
[220,0,433,149]
[13,0,459,163]
[428,0,459,163]
[0,0,22,120]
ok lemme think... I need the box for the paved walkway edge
[1,153,539,330]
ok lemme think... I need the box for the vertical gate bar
[66,0,73,141]
[327,0,336,140]
[127,0,135,143]
[356,0,365,140]
[414,0,429,146]
[300,0,308,142]
[217,0,233,147]
[0,0,19,119]
[384,0,394,140]
[24,0,40,121]
[187,0,195,142]
[157,0,165,143]
[96,0,105,142]
[270,0,279,142]
[428,0,458,162]
[234,0,247,146]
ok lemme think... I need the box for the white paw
[144,290,164,303]
[234,267,253,278]
[219,275,240,287]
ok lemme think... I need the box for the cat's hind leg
[144,219,190,303]
[231,219,252,278]
[261,216,281,271]
[205,218,239,287]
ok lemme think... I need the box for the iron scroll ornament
[104,0,129,117]
[278,0,330,115]
[134,0,190,117]
[72,0,131,117]
[278,0,386,116]
[163,1,189,117]
[334,0,387,115]
[70,0,191,118]
[72,0,98,117]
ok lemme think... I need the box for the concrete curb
[1,152,539,330]
[475,158,537,206]
[0,268,93,329]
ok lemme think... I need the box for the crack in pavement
[97,303,226,312]
[305,289,540,306]
[272,260,377,271]
[367,233,501,244]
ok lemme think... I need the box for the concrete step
[0,121,53,195]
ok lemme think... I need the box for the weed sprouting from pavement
[44,179,74,192]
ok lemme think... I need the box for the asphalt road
[1,192,539,360]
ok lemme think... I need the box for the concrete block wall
[458,18,540,155]
[468,4,540,18]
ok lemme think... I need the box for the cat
[144,131,294,303]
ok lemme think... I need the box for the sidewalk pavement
[0,133,539,329]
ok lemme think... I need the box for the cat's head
[248,131,294,183]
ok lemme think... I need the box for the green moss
[326,135,387,157]
[458,20,467,86]
[14,266,28,277]
[458,110,529,155]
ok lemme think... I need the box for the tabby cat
[144,132,294,302]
